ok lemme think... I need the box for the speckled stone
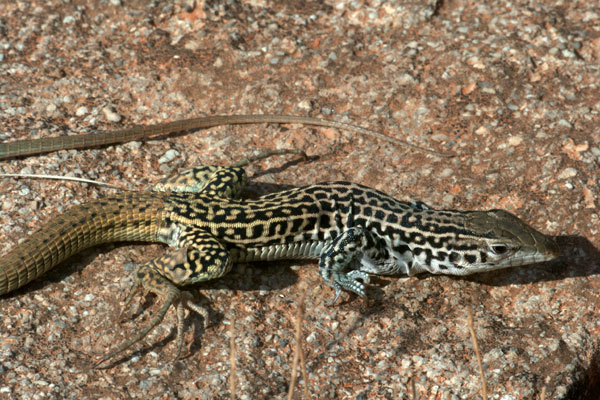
[0,1,599,399]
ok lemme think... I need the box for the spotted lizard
[0,116,560,365]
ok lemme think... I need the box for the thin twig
[229,314,237,400]
[467,308,488,400]
[287,294,307,400]
[0,173,130,190]
[298,327,309,400]
[298,298,309,400]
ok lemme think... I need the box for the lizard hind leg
[96,263,208,366]
[151,165,247,198]
[151,148,306,197]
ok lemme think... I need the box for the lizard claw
[326,271,371,305]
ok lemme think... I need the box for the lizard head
[456,209,560,271]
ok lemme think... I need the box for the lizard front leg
[319,227,392,304]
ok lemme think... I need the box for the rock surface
[0,1,599,399]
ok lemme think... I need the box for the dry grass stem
[287,294,307,400]
[229,313,237,400]
[467,308,488,400]
[0,173,130,190]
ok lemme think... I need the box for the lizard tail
[0,193,166,295]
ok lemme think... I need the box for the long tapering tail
[0,193,166,295]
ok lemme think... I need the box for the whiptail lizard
[0,116,560,365]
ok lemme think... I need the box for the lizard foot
[94,265,208,367]
[327,270,371,306]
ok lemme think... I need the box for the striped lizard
[0,115,560,365]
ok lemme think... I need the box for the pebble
[83,294,95,302]
[75,106,88,116]
[557,119,573,129]
[159,149,179,164]
[557,167,577,179]
[103,107,122,122]
[507,136,523,146]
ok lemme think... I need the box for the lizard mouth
[548,240,561,258]
[535,233,560,259]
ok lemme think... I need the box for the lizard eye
[490,245,509,255]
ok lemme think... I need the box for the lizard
[0,116,560,365]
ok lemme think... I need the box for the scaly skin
[0,192,167,294]
[0,164,559,364]
[0,114,450,159]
